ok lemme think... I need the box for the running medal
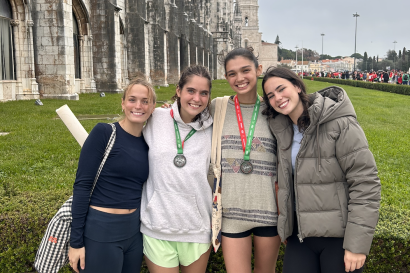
[234,95,260,174]
[173,154,187,168]
[171,109,196,168]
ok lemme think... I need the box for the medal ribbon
[171,109,197,154]
[234,95,260,161]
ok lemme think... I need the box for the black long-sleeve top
[70,122,149,248]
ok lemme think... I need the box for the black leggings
[283,215,364,273]
[78,207,143,273]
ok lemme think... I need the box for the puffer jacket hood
[309,86,356,125]
[308,86,357,172]
[269,86,381,255]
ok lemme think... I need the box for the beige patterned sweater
[210,96,278,234]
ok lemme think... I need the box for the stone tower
[239,0,262,55]
[233,0,242,49]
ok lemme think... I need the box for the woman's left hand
[344,250,366,272]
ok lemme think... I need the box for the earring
[122,108,124,112]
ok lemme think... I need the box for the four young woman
[68,47,380,273]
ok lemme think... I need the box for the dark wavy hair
[224,47,259,75]
[171,65,212,126]
[261,67,312,148]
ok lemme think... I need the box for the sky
[258,0,410,59]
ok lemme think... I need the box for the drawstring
[316,123,321,172]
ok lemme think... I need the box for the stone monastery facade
[0,0,276,101]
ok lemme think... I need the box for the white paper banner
[56,105,89,147]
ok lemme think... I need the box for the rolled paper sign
[56,105,89,147]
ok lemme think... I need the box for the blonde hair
[123,77,157,104]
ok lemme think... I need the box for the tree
[402,47,406,61]
[274,35,281,45]
[351,53,364,59]
[386,50,397,61]
[399,50,402,59]
[362,52,368,71]
[299,48,319,62]
[320,54,333,60]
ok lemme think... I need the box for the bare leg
[253,235,281,273]
[144,256,179,273]
[180,246,212,273]
[221,235,252,273]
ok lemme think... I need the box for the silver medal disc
[174,154,187,168]
[240,161,253,174]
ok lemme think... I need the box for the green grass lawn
[0,79,409,210]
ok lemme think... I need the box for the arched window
[245,17,249,27]
[0,0,15,80]
[245,39,248,48]
[73,12,81,79]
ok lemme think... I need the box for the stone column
[88,35,96,92]
[9,19,24,100]
[78,35,86,93]
[25,20,39,98]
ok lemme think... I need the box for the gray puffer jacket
[268,86,381,255]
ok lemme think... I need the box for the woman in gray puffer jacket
[261,67,381,273]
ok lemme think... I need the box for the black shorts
[222,226,278,238]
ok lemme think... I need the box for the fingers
[160,103,171,108]
[80,253,86,270]
[70,260,79,273]
[344,250,366,272]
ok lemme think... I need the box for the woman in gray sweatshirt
[140,65,213,272]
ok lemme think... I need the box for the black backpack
[404,74,409,81]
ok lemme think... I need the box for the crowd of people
[311,70,410,85]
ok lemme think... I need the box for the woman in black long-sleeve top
[68,78,156,273]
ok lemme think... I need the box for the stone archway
[1,0,39,101]
[72,0,95,93]
[72,0,89,36]
[0,0,15,81]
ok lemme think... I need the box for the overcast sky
[258,0,410,58]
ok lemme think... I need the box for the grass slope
[0,79,409,210]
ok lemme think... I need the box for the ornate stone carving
[10,20,20,27]
[27,20,34,27]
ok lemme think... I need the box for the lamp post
[321,33,325,59]
[393,41,397,71]
[295,45,299,73]
[353,12,360,71]
[301,41,304,79]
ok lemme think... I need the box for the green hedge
[310,77,410,95]
[1,191,409,272]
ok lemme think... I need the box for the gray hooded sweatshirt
[140,102,213,243]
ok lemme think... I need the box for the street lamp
[353,12,360,71]
[295,45,299,72]
[393,41,397,70]
[321,33,325,59]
